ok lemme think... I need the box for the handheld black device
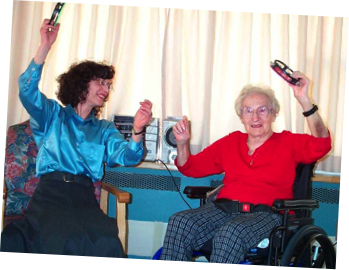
[270,60,300,86]
[49,3,65,26]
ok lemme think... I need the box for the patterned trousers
[160,202,282,263]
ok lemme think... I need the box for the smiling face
[240,93,276,141]
[85,79,111,108]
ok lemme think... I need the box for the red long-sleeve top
[176,131,332,206]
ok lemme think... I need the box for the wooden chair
[2,120,131,253]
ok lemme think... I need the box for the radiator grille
[103,171,181,191]
[312,188,339,204]
[211,180,223,188]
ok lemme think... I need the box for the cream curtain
[7,1,347,173]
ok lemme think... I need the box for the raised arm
[131,99,153,142]
[290,71,329,138]
[18,19,61,139]
[34,19,60,64]
[172,116,191,166]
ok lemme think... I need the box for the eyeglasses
[240,106,273,119]
[96,79,113,91]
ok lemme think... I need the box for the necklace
[248,144,263,166]
[247,133,273,166]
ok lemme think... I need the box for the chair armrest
[272,199,319,211]
[101,182,131,204]
[3,181,7,200]
[183,186,216,199]
[100,182,131,254]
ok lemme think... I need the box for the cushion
[4,120,102,216]
[4,120,39,215]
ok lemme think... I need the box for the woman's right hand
[34,19,60,64]
[173,116,190,145]
[40,19,60,48]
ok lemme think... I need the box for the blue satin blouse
[18,59,144,182]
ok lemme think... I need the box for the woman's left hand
[289,71,312,107]
[289,72,329,138]
[133,99,153,133]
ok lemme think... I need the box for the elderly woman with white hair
[160,71,331,263]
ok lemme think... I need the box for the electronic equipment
[49,3,65,26]
[270,60,300,86]
[113,115,134,141]
[161,117,182,164]
[112,115,159,161]
[144,118,160,161]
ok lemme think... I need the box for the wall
[104,164,339,260]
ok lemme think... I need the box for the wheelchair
[153,163,337,268]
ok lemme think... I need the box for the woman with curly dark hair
[1,19,153,257]
[56,60,115,116]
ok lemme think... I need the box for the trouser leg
[210,212,282,264]
[160,202,233,261]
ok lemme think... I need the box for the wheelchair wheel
[280,225,336,268]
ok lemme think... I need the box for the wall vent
[103,171,181,192]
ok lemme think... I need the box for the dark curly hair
[56,60,115,116]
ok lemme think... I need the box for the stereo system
[161,117,182,164]
[112,115,183,164]
[112,115,160,162]
[113,115,134,141]
[144,118,160,161]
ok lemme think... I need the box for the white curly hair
[234,84,280,117]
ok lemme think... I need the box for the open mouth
[251,124,262,128]
[97,93,107,101]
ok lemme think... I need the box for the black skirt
[1,172,124,257]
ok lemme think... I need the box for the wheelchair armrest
[183,186,216,199]
[272,199,319,211]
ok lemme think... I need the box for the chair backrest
[292,162,316,218]
[4,120,101,218]
[293,162,316,200]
